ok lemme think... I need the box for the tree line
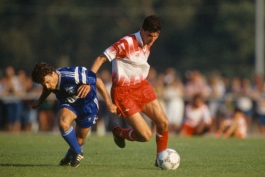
[0,0,257,79]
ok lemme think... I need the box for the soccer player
[31,62,116,167]
[90,15,169,166]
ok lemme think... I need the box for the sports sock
[61,126,82,153]
[65,142,85,157]
[156,129,168,156]
[65,148,74,157]
[114,127,138,141]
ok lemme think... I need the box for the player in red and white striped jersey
[91,15,169,166]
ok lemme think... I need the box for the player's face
[42,72,58,90]
[140,28,160,47]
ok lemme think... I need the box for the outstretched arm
[32,87,51,109]
[91,54,108,73]
[96,78,117,114]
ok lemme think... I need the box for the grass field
[0,133,264,177]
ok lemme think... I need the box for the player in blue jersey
[31,62,117,167]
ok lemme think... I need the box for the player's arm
[96,77,117,114]
[31,87,51,109]
[77,67,97,98]
[77,84,91,98]
[90,54,108,73]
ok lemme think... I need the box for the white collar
[135,31,144,48]
[55,70,61,90]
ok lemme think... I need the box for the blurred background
[0,0,265,137]
[0,0,258,76]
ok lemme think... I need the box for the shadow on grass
[0,163,55,167]
[0,163,160,170]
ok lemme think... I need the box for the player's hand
[31,101,41,109]
[77,85,91,98]
[107,103,117,114]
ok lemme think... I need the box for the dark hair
[142,15,162,32]
[31,62,55,84]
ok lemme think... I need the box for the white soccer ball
[157,148,180,170]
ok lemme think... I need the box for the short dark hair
[31,62,55,84]
[142,15,162,32]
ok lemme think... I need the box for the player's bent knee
[77,138,86,146]
[156,119,169,131]
[59,121,71,132]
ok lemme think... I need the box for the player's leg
[65,125,90,167]
[75,125,90,146]
[60,127,88,167]
[58,108,81,154]
[111,80,156,146]
[124,113,153,141]
[58,107,83,167]
[142,99,169,156]
[112,113,152,148]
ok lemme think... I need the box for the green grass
[0,133,264,177]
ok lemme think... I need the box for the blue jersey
[52,66,99,128]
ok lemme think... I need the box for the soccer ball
[157,148,180,170]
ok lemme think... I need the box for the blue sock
[65,148,74,157]
[61,126,82,153]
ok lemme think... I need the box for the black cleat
[59,149,74,166]
[70,152,84,167]
[112,123,125,148]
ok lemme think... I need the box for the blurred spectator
[251,73,265,134]
[208,71,226,133]
[227,77,253,133]
[153,73,167,110]
[1,66,23,132]
[29,80,57,132]
[163,68,184,134]
[17,69,38,132]
[150,73,167,132]
[236,78,254,132]
[216,108,247,139]
[163,67,176,85]
[0,76,6,130]
[180,94,212,136]
[228,77,242,95]
[147,67,157,86]
[252,73,265,97]
[184,70,211,99]
[37,98,57,132]
[255,96,265,134]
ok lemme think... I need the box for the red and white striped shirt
[104,31,151,86]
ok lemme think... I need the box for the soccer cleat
[70,152,84,167]
[112,123,125,148]
[59,149,74,166]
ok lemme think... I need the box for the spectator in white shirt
[180,94,212,136]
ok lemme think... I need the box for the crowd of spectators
[1,66,265,138]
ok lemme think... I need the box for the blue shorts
[60,98,99,128]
